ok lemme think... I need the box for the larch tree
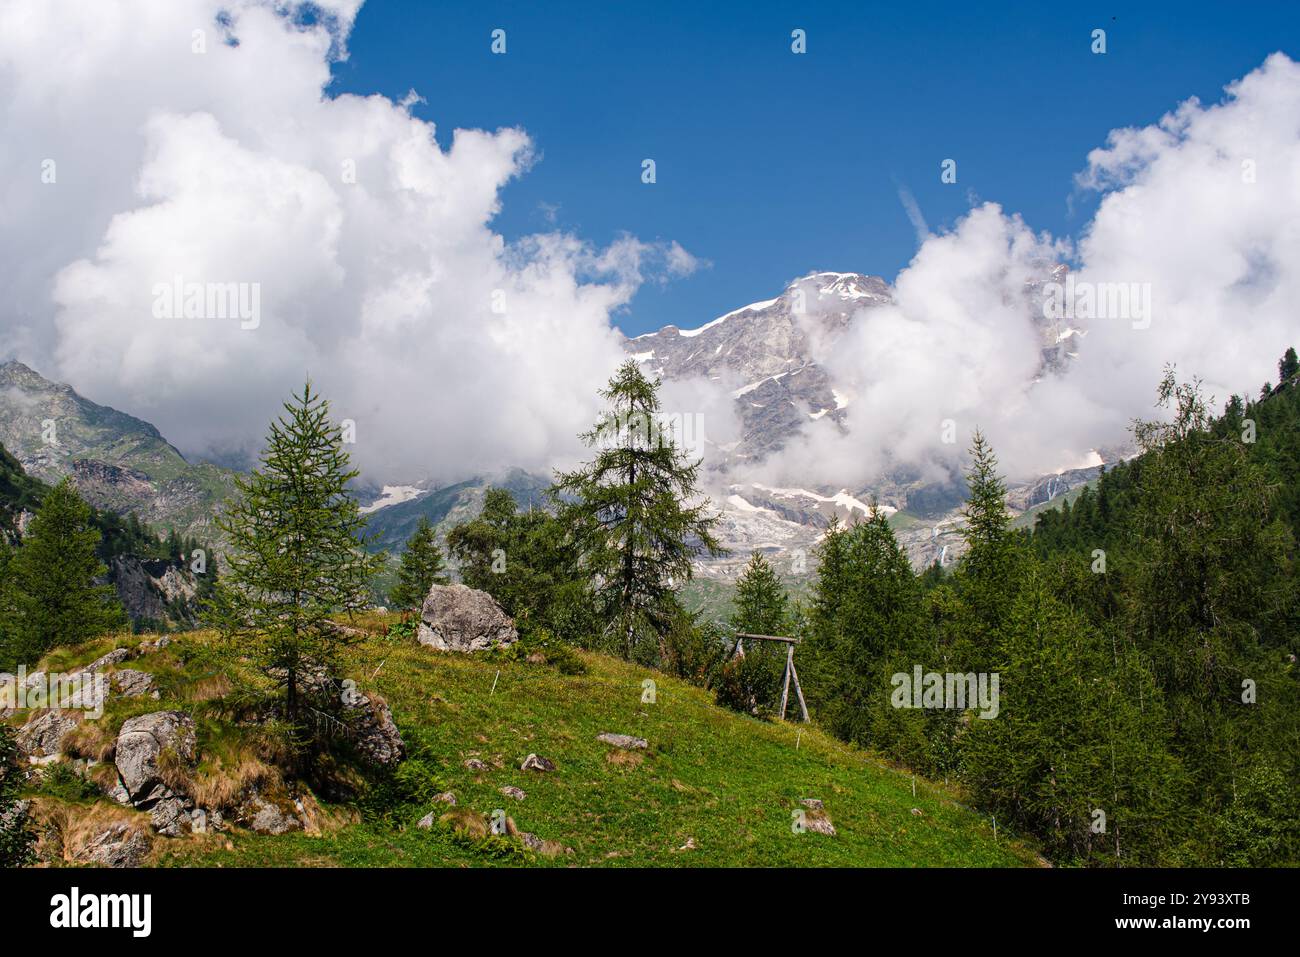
[554,360,725,661]
[208,382,382,725]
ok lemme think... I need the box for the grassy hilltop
[18,614,1039,869]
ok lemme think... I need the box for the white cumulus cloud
[0,0,696,481]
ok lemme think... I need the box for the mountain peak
[797,271,892,303]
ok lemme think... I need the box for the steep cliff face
[106,555,202,630]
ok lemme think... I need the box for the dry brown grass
[61,719,117,762]
[605,749,644,769]
[439,806,490,840]
[184,673,234,703]
[187,748,282,811]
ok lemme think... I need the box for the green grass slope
[176,628,1037,867]
[19,622,1041,868]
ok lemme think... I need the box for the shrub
[35,762,100,802]
[662,613,729,689]
[714,647,783,719]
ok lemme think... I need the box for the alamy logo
[891,666,1000,719]
[151,275,261,329]
[1,666,106,719]
[594,411,706,457]
[49,887,151,937]
[1041,274,1152,330]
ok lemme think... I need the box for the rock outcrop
[346,689,404,767]
[16,710,80,759]
[72,819,153,867]
[111,669,159,698]
[114,711,195,804]
[417,584,518,652]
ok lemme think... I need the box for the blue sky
[330,0,1300,337]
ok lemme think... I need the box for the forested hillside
[788,350,1299,866]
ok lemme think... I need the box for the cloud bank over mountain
[762,52,1300,485]
[1,1,1297,488]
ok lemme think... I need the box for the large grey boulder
[417,584,518,653]
[114,711,196,804]
[243,793,302,835]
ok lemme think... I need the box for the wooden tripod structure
[733,633,810,723]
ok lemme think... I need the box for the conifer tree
[209,382,382,724]
[447,487,593,639]
[390,517,447,611]
[799,516,848,713]
[731,551,790,636]
[555,360,725,660]
[1,478,124,666]
[957,430,1021,667]
[963,560,1185,864]
[1128,368,1293,801]
[814,506,921,746]
[1279,346,1298,385]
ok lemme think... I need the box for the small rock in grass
[464,758,489,772]
[597,732,647,750]
[79,648,130,673]
[520,753,555,772]
[802,811,836,836]
[500,785,526,801]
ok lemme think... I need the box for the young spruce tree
[555,360,725,661]
[390,517,447,612]
[209,382,382,724]
[731,551,790,636]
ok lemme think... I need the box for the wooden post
[790,655,810,723]
[778,644,793,720]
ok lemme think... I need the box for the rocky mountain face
[106,555,203,630]
[623,272,892,462]
[0,361,236,539]
[617,267,1107,579]
[359,469,551,556]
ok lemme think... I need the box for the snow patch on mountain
[359,484,424,515]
